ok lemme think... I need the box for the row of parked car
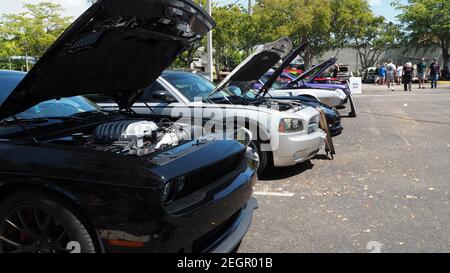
[0,0,355,253]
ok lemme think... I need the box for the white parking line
[253,191,295,197]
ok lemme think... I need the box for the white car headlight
[278,118,304,133]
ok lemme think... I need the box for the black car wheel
[0,190,96,253]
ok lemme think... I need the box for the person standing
[332,64,339,78]
[416,58,427,89]
[396,64,403,85]
[402,61,414,91]
[386,60,396,90]
[379,63,387,85]
[428,58,440,88]
[374,65,380,85]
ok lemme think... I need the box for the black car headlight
[175,176,186,192]
[161,181,173,203]
[162,176,186,203]
[317,105,335,117]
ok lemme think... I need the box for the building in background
[316,46,446,77]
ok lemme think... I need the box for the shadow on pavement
[259,160,314,181]
[311,154,333,161]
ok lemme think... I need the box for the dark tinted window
[0,74,24,105]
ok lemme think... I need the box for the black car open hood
[208,37,292,97]
[289,57,337,86]
[0,0,215,119]
[256,42,308,98]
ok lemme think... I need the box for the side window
[141,82,175,103]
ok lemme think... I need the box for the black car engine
[86,119,202,156]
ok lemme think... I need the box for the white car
[255,59,348,108]
[268,86,347,108]
[93,38,326,174]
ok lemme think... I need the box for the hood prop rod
[140,98,154,113]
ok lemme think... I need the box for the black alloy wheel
[0,191,96,253]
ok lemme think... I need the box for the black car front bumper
[163,147,259,253]
[97,147,259,253]
[209,197,258,253]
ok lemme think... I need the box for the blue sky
[0,0,406,23]
[368,0,407,23]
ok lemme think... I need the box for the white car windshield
[162,71,256,101]
[162,72,219,101]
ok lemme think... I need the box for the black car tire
[0,190,96,253]
[250,141,269,176]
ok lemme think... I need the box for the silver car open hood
[208,37,293,97]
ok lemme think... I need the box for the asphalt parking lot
[241,83,450,253]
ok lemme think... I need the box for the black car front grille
[327,117,341,128]
[192,209,242,253]
[181,151,246,196]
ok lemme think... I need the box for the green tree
[254,0,334,68]
[0,2,72,69]
[353,19,401,72]
[330,0,401,72]
[393,0,450,66]
[212,4,251,73]
[331,0,374,48]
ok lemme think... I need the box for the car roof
[161,70,197,76]
[0,70,27,76]
[162,70,187,75]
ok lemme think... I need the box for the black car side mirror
[152,90,176,103]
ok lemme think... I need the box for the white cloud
[368,0,382,6]
[0,0,90,18]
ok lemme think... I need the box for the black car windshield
[15,96,103,120]
[0,72,104,121]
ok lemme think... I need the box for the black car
[0,0,258,253]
